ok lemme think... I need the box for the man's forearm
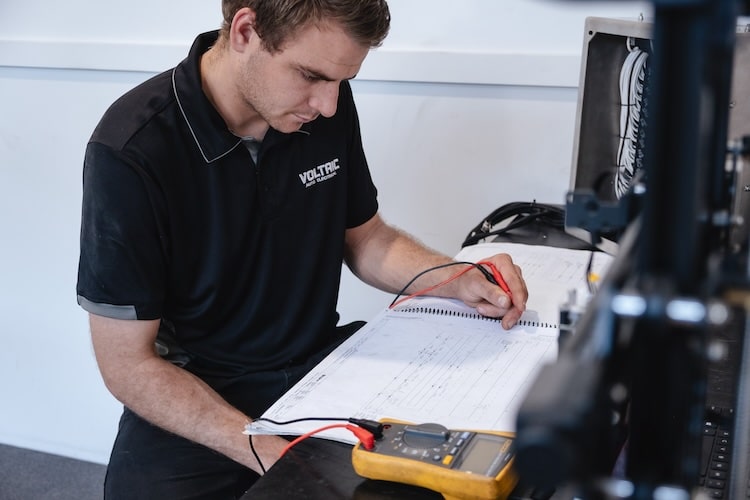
[90,314,286,474]
[345,215,455,294]
[114,357,282,473]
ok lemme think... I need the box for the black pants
[104,321,365,500]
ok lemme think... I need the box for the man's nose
[310,81,339,118]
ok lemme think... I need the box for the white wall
[0,0,651,464]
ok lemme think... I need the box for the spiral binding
[393,306,558,329]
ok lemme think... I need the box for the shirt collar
[172,31,243,164]
[172,31,312,164]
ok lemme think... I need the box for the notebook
[246,242,614,444]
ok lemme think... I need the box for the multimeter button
[456,438,465,446]
[442,455,454,465]
[460,431,471,439]
[433,455,442,461]
[451,447,459,455]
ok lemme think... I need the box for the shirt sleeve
[76,141,167,320]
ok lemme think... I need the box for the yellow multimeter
[351,418,518,500]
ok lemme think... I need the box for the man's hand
[456,253,527,329]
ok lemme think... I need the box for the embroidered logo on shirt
[299,158,340,188]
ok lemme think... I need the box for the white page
[248,304,557,443]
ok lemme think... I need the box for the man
[77,0,528,498]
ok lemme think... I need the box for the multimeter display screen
[456,434,512,476]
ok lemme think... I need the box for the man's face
[236,21,370,134]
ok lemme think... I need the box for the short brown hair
[220,0,390,52]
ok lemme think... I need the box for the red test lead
[279,423,375,458]
[478,261,512,299]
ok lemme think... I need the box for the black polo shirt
[77,31,378,378]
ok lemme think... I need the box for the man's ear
[229,7,258,52]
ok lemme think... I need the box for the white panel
[0,39,582,87]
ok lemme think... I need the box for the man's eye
[301,71,317,82]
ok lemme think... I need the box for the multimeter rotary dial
[402,423,451,449]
